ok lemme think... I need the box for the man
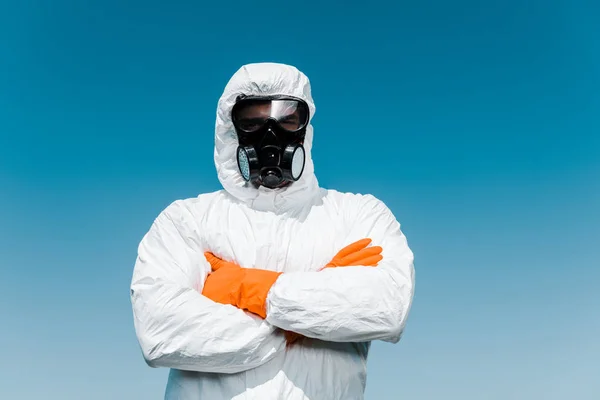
[130,62,415,400]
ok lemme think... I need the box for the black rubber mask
[232,95,310,189]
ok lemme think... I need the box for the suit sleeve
[265,195,415,343]
[130,201,285,374]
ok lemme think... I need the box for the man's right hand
[285,238,383,347]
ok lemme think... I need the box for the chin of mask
[232,95,309,189]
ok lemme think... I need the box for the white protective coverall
[131,62,415,400]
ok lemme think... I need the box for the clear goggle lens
[232,99,309,133]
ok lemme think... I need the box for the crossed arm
[130,196,415,373]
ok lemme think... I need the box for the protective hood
[214,63,320,213]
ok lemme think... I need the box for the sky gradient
[1,0,599,399]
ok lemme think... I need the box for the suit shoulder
[162,190,225,216]
[322,189,384,207]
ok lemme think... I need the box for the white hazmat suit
[131,63,415,400]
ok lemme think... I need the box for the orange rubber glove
[202,252,282,319]
[286,238,384,347]
[321,238,383,270]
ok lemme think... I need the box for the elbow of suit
[144,355,159,369]
[139,333,186,370]
[378,262,415,343]
[378,287,413,343]
[379,308,405,343]
[141,341,202,371]
[141,338,168,368]
[139,334,275,374]
[140,338,203,371]
[383,319,405,344]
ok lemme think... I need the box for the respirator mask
[231,95,310,189]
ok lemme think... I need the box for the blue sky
[1,0,599,399]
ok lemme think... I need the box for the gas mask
[231,95,310,189]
